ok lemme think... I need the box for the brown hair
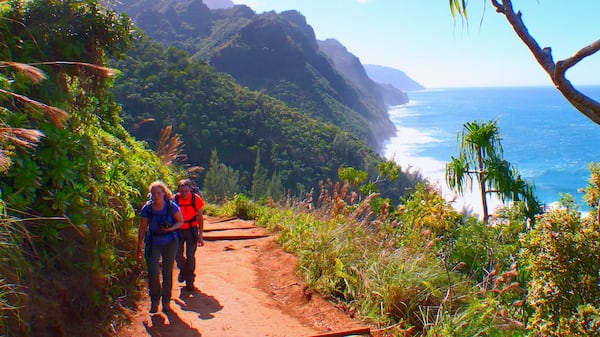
[148,181,174,200]
[178,179,192,188]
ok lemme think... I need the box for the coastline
[382,85,600,217]
[381,94,516,219]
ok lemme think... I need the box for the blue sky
[230,1,600,88]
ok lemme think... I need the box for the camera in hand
[159,220,171,230]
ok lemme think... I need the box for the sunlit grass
[0,214,28,335]
[219,187,531,336]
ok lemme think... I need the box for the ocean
[383,86,600,216]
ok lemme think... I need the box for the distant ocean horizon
[383,86,600,216]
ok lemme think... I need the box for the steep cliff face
[376,83,410,106]
[364,64,425,92]
[113,0,398,150]
[318,38,409,107]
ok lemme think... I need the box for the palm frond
[449,0,468,19]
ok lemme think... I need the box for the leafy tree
[203,149,240,202]
[265,170,284,201]
[338,159,402,197]
[446,120,539,222]
[251,148,268,200]
[250,149,285,202]
[450,0,600,126]
[338,166,368,189]
[336,162,407,216]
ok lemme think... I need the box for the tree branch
[495,1,555,77]
[558,39,600,71]
[494,0,600,125]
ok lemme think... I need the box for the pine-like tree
[203,149,240,202]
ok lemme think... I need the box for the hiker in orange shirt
[174,179,205,291]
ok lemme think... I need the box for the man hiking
[174,179,205,291]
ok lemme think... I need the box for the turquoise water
[383,86,600,211]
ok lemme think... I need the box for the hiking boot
[150,302,159,314]
[184,284,197,292]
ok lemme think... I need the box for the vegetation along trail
[117,216,373,337]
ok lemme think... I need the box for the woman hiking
[137,181,184,313]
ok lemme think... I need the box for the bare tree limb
[495,0,600,125]
[492,1,556,78]
[454,0,600,125]
[559,39,600,71]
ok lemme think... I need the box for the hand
[198,238,204,247]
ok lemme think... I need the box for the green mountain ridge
[111,0,397,150]
[111,36,422,201]
[109,0,425,199]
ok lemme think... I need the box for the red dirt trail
[116,216,375,337]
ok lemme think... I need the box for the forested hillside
[0,1,183,336]
[111,36,422,201]
[111,0,397,150]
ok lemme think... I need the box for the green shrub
[521,206,600,336]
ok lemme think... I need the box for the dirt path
[116,216,372,337]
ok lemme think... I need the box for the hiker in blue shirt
[137,181,184,314]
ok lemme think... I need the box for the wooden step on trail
[307,326,371,337]
[204,216,238,224]
[203,216,270,241]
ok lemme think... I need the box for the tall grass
[0,207,32,335]
[205,166,600,337]
[260,208,472,331]
[220,182,530,336]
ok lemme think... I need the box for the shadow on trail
[143,311,201,337]
[176,288,223,320]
